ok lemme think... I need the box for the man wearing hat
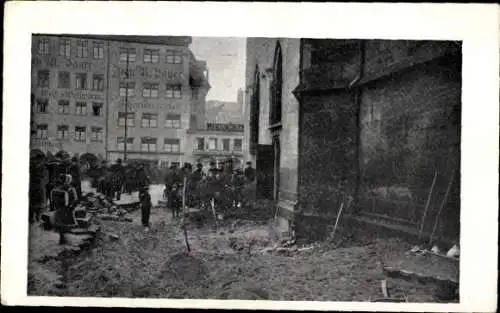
[51,174,78,244]
[69,156,82,199]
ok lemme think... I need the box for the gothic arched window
[250,65,260,154]
[270,42,283,126]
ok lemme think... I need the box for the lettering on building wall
[110,65,183,81]
[119,101,185,111]
[207,123,244,132]
[39,89,104,101]
[32,57,92,70]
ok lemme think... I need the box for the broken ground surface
[28,184,458,302]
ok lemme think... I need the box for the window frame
[57,100,70,115]
[91,102,103,116]
[93,42,104,60]
[119,82,135,97]
[56,125,69,140]
[165,114,181,128]
[140,137,157,152]
[143,49,160,64]
[92,74,104,91]
[166,84,182,99]
[38,38,50,54]
[196,137,205,151]
[36,124,49,139]
[117,137,134,151]
[36,98,49,113]
[75,73,88,90]
[119,48,137,63]
[59,38,71,58]
[233,138,243,152]
[75,102,87,116]
[142,83,159,98]
[141,113,158,128]
[163,138,180,153]
[91,127,103,142]
[118,112,135,127]
[58,71,70,89]
[37,70,50,88]
[76,40,88,58]
[74,126,86,142]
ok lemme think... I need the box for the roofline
[34,34,192,46]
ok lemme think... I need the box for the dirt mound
[162,253,210,286]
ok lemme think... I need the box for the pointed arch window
[250,65,260,155]
[270,42,283,126]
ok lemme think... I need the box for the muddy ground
[28,202,451,302]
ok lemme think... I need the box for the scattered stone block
[108,233,119,241]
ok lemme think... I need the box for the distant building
[205,99,244,124]
[245,38,461,244]
[30,34,210,165]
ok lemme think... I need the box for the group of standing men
[163,159,256,219]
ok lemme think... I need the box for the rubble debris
[98,214,133,222]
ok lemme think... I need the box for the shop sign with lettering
[111,65,184,81]
[119,101,185,112]
[39,89,104,101]
[32,57,93,71]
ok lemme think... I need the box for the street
[27,184,450,302]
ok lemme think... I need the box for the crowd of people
[29,152,257,238]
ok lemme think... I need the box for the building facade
[245,38,461,244]
[30,35,111,158]
[186,122,244,167]
[30,35,210,164]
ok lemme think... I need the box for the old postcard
[1,2,499,312]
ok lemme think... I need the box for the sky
[190,37,246,102]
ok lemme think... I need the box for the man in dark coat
[29,155,49,223]
[110,158,125,200]
[51,174,78,244]
[244,161,256,183]
[69,157,82,199]
[136,163,151,191]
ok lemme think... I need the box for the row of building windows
[115,137,181,153]
[37,70,104,90]
[36,70,183,100]
[194,137,242,152]
[34,98,104,116]
[117,113,182,128]
[35,124,103,142]
[37,38,183,64]
[118,82,182,99]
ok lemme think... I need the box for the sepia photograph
[26,34,462,303]
[2,2,498,311]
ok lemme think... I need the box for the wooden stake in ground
[429,169,456,246]
[419,171,438,239]
[181,176,191,252]
[330,201,345,241]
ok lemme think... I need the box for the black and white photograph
[2,2,498,312]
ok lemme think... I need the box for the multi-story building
[30,35,210,165]
[245,38,461,244]
[186,122,244,168]
[30,34,111,158]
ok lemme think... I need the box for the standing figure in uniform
[165,163,182,217]
[139,185,152,232]
[136,163,151,192]
[190,163,205,209]
[69,157,82,199]
[51,174,78,245]
[110,158,125,201]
